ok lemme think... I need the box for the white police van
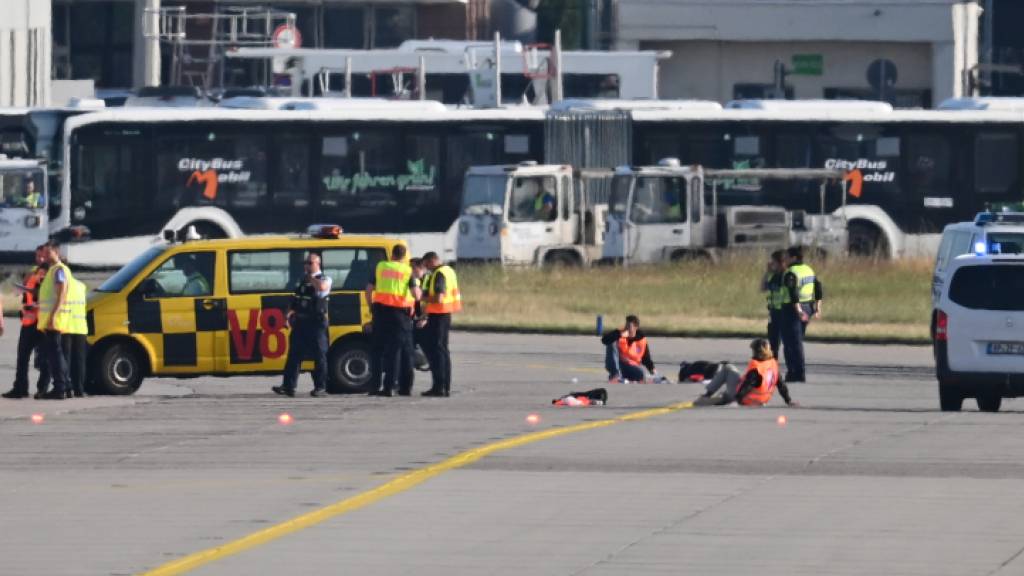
[933,247,1024,412]
[933,212,1024,307]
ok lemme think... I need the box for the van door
[224,249,296,374]
[505,175,560,264]
[127,250,221,374]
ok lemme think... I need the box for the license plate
[988,342,1024,355]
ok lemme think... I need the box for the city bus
[628,100,1024,257]
[58,102,544,267]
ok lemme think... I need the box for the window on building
[55,1,134,88]
[324,6,366,48]
[373,7,414,48]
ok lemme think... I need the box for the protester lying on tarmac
[697,338,798,407]
[601,315,669,384]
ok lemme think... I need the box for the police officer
[761,249,786,360]
[2,245,49,399]
[366,244,421,397]
[421,251,461,397]
[779,246,823,383]
[37,242,73,400]
[273,252,332,398]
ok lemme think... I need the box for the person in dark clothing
[779,246,823,383]
[273,252,332,397]
[421,251,461,397]
[600,315,664,383]
[3,245,49,399]
[761,249,786,360]
[366,244,422,397]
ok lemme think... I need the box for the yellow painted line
[140,400,694,576]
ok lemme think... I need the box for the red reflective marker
[30,413,44,424]
[526,413,540,425]
[278,413,293,425]
[777,414,787,426]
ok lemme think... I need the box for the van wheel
[94,342,144,395]
[545,251,580,267]
[976,390,1002,412]
[328,340,374,394]
[938,381,962,412]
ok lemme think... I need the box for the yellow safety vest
[764,273,786,311]
[66,275,89,335]
[372,261,414,309]
[787,263,817,304]
[425,265,462,314]
[38,263,75,333]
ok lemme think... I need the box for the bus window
[445,130,501,209]
[815,124,901,216]
[974,133,1019,195]
[319,129,400,221]
[156,132,268,211]
[72,131,149,239]
[775,134,812,168]
[905,134,952,222]
[272,135,310,208]
[403,133,442,207]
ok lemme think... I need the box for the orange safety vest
[425,265,462,314]
[739,358,780,406]
[372,260,415,309]
[20,266,46,327]
[617,336,647,367]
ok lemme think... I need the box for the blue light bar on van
[975,241,987,255]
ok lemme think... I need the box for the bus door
[627,175,689,262]
[0,163,48,257]
[903,131,957,232]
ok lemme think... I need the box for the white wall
[616,0,980,105]
[0,0,51,107]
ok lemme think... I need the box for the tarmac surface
[2,331,1024,575]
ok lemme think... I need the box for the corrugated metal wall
[545,109,632,204]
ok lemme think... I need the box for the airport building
[0,0,51,107]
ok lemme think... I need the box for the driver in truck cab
[533,180,556,221]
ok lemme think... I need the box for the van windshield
[949,264,1024,311]
[96,246,168,293]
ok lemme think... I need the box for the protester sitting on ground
[698,338,798,407]
[601,315,666,383]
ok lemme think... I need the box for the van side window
[321,248,387,291]
[141,251,216,298]
[951,231,974,258]
[229,250,292,293]
[935,233,954,273]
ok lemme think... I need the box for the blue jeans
[605,343,645,382]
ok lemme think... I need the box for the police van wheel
[976,389,1002,413]
[938,381,963,412]
[328,341,374,394]
[96,343,144,395]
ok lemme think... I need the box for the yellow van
[86,226,403,395]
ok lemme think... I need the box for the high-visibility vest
[787,263,817,304]
[425,265,462,314]
[764,272,786,311]
[66,275,89,335]
[739,358,779,406]
[617,336,647,367]
[38,263,75,333]
[372,261,415,309]
[20,266,46,327]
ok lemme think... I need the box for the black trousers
[780,306,810,380]
[373,305,414,394]
[281,318,329,392]
[13,323,48,395]
[424,313,452,394]
[63,334,88,395]
[42,330,70,394]
[767,309,782,361]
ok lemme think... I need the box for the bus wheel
[95,342,145,395]
[328,340,374,394]
[848,221,889,258]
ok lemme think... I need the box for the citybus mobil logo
[179,158,252,200]
[825,158,896,198]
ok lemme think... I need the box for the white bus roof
[630,106,1024,124]
[938,97,1024,111]
[217,96,448,112]
[552,99,722,112]
[62,105,547,132]
[725,99,894,113]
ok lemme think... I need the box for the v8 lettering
[227,308,288,360]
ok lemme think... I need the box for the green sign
[791,54,823,76]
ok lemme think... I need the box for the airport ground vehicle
[932,251,1024,412]
[932,211,1024,306]
[457,163,612,265]
[603,163,847,263]
[0,158,49,262]
[86,225,398,395]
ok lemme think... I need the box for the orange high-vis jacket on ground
[739,358,780,406]
[617,336,647,367]
[425,265,462,314]
[372,261,415,309]
[20,266,45,327]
